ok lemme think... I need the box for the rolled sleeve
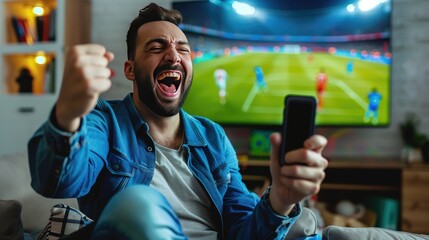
[45,107,87,156]
[259,187,302,239]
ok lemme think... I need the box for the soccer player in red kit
[315,68,328,109]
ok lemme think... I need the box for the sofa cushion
[36,204,93,240]
[323,225,429,240]
[286,207,318,239]
[0,152,78,233]
[0,199,24,240]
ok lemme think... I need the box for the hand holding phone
[279,95,317,166]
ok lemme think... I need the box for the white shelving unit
[0,0,64,155]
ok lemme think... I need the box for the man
[28,3,328,239]
[213,68,228,105]
[364,88,382,125]
[254,65,268,92]
[315,67,328,110]
[346,60,354,78]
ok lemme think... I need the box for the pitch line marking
[241,84,259,112]
[331,79,367,110]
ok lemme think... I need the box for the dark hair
[126,3,183,60]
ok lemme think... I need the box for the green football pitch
[183,52,390,126]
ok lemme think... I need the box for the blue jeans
[91,185,188,240]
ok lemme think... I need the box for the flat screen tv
[173,0,392,127]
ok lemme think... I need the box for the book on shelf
[44,57,56,93]
[35,9,57,42]
[35,16,44,42]
[11,16,27,43]
[49,8,57,41]
[11,16,23,42]
[11,7,57,44]
[18,18,34,44]
[11,16,38,44]
[42,13,50,41]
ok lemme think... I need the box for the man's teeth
[158,72,180,81]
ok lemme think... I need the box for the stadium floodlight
[357,0,388,12]
[209,0,222,5]
[346,3,356,13]
[232,1,255,16]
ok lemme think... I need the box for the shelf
[0,0,64,155]
[241,158,405,168]
[322,183,399,192]
[242,175,267,181]
[2,53,57,94]
[0,42,61,54]
[239,159,270,167]
[238,156,429,233]
[326,158,404,169]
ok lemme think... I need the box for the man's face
[132,21,193,117]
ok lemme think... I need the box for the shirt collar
[123,93,148,134]
[123,93,206,148]
[180,109,207,147]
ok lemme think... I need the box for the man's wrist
[52,104,82,133]
[263,186,299,217]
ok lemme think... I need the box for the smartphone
[279,95,317,166]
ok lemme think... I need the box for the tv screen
[173,0,392,127]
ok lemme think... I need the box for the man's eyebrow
[177,40,190,46]
[145,38,190,47]
[145,38,168,46]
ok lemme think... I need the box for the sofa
[1,152,429,240]
[0,152,77,238]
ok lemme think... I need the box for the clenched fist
[55,44,114,132]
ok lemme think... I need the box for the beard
[135,64,192,117]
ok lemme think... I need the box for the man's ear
[124,60,135,80]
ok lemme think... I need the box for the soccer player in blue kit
[254,65,268,92]
[346,61,354,78]
[364,88,382,124]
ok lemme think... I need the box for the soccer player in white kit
[214,68,228,104]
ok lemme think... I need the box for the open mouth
[157,71,181,94]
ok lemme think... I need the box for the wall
[90,0,429,159]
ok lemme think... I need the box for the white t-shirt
[150,143,219,239]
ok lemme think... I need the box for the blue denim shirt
[28,93,301,239]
